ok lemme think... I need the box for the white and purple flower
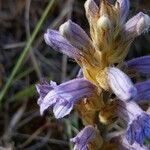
[126,56,150,76]
[70,126,96,150]
[107,67,137,101]
[36,78,95,119]
[118,101,150,146]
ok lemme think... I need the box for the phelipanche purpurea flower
[36,0,150,149]
[117,101,150,146]
[36,78,95,119]
[70,126,96,150]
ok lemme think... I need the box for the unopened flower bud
[84,0,99,18]
[136,14,150,35]
[59,20,93,53]
[125,12,150,37]
[107,67,137,101]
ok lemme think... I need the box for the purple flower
[36,78,95,119]
[116,135,149,150]
[84,0,99,18]
[59,20,94,54]
[117,0,129,24]
[84,0,99,39]
[107,67,137,101]
[44,29,82,60]
[70,126,96,150]
[125,12,150,37]
[118,101,150,146]
[36,80,57,105]
[126,55,150,76]
[132,80,150,102]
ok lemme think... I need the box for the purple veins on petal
[117,0,130,24]
[132,80,150,102]
[36,80,57,105]
[44,29,82,59]
[107,67,137,101]
[126,113,150,146]
[126,55,150,75]
[70,126,96,150]
[36,78,95,118]
[53,101,74,119]
[118,101,150,146]
[84,0,99,18]
[59,20,94,53]
[118,135,149,150]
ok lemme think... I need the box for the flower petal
[84,0,99,40]
[71,126,96,150]
[118,135,149,150]
[53,78,95,103]
[59,20,94,54]
[53,101,73,119]
[126,55,150,75]
[126,113,150,146]
[118,101,150,146]
[132,80,150,102]
[36,80,57,105]
[125,12,150,37]
[44,29,82,59]
[38,78,95,117]
[117,0,129,23]
[107,67,137,101]
[84,0,99,19]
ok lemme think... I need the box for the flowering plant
[36,0,150,149]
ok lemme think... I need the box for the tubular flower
[36,78,95,118]
[36,80,57,105]
[113,135,149,150]
[70,126,96,150]
[107,67,137,101]
[44,29,82,60]
[125,12,150,38]
[118,101,150,146]
[133,80,150,102]
[126,55,150,76]
[35,0,150,149]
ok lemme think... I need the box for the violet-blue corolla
[36,78,95,119]
[118,101,150,146]
[107,67,137,102]
[35,0,150,149]
[70,126,96,150]
[126,56,150,76]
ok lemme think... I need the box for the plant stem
[0,0,55,103]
